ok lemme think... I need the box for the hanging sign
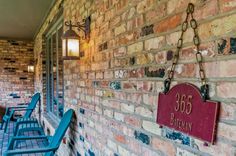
[156,83,219,144]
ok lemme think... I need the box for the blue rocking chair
[4,109,74,156]
[0,92,40,132]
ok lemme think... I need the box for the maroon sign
[156,83,219,144]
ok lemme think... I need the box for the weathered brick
[155,51,166,64]
[152,137,176,156]
[219,0,236,12]
[205,60,236,78]
[145,3,166,23]
[176,148,197,156]
[135,107,153,118]
[118,145,130,156]
[121,103,135,113]
[167,0,196,14]
[199,14,236,41]
[114,112,125,122]
[136,0,155,14]
[219,102,236,120]
[107,139,117,152]
[218,122,236,141]
[127,42,143,55]
[144,36,165,51]
[136,53,154,65]
[175,63,196,78]
[113,47,127,57]
[127,15,144,31]
[142,120,162,136]
[115,23,126,36]
[195,139,235,156]
[217,82,236,98]
[134,130,150,145]
[143,94,157,106]
[195,0,218,20]
[124,115,141,127]
[104,108,114,118]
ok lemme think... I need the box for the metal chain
[164,3,208,100]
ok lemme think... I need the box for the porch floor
[0,122,48,156]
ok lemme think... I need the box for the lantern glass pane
[28,65,34,72]
[67,39,79,57]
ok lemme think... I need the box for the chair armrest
[4,147,58,156]
[17,103,29,106]
[5,106,27,114]
[12,108,34,112]
[7,135,51,150]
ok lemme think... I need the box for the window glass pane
[47,38,53,112]
[52,32,57,116]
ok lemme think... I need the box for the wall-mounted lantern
[62,16,91,60]
[28,60,35,73]
[28,65,34,73]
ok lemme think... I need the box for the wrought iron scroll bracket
[64,16,91,41]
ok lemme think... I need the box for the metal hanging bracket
[163,3,209,101]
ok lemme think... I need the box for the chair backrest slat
[24,93,40,118]
[45,109,73,156]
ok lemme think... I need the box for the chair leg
[0,120,4,130]
[4,119,9,133]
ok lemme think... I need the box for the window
[46,18,64,118]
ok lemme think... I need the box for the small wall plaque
[156,83,219,144]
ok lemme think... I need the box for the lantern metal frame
[62,16,91,60]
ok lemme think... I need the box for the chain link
[164,3,207,94]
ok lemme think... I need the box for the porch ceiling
[0,0,54,40]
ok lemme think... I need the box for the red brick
[114,133,127,144]
[124,115,141,127]
[129,68,145,78]
[154,14,182,33]
[155,51,166,64]
[175,63,196,78]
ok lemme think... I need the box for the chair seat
[16,121,44,136]
[18,122,41,129]
[17,117,38,122]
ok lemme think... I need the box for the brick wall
[0,39,34,106]
[35,0,236,155]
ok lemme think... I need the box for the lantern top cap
[62,28,80,39]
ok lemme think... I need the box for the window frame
[45,16,64,120]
